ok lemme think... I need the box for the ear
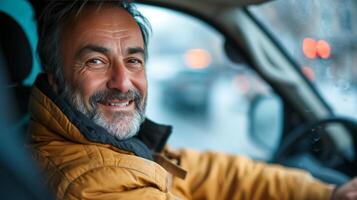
[47,73,58,93]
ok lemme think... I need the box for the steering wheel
[272,117,357,183]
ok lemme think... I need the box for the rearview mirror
[248,94,283,159]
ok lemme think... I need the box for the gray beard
[61,83,146,140]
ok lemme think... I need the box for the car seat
[0,11,32,133]
[0,11,53,199]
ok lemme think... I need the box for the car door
[3,0,355,187]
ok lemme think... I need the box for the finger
[344,178,357,192]
[345,191,357,200]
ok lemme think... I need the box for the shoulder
[34,143,171,199]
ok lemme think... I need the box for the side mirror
[248,94,283,159]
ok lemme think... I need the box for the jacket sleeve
[62,167,176,200]
[172,149,334,200]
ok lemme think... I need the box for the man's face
[59,6,147,140]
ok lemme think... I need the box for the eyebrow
[126,47,145,57]
[75,44,109,59]
[75,44,145,59]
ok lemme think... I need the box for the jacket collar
[33,73,172,160]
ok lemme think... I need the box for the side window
[138,5,283,160]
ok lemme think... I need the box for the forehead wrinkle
[76,29,130,39]
[66,21,143,57]
[75,33,137,57]
[112,30,130,38]
[118,36,132,55]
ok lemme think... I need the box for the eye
[87,58,103,65]
[85,58,107,69]
[126,58,144,70]
[128,58,142,65]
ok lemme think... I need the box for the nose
[107,61,131,93]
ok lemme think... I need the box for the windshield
[249,0,357,120]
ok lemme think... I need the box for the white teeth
[108,102,129,107]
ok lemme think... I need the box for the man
[29,1,357,199]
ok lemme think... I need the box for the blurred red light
[303,38,317,59]
[234,75,250,93]
[302,66,315,81]
[316,40,331,59]
[184,49,211,69]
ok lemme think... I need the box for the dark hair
[37,0,151,88]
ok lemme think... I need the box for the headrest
[0,12,32,85]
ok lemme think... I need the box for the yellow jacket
[29,75,334,200]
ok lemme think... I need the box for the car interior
[0,0,356,199]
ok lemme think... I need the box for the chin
[93,111,144,140]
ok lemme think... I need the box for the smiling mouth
[105,101,130,107]
[98,99,135,110]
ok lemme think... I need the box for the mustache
[88,89,143,109]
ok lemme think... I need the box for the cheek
[133,71,148,96]
[72,71,108,100]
